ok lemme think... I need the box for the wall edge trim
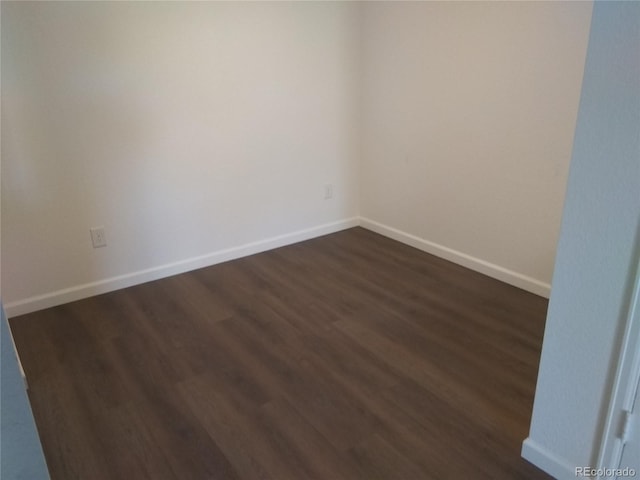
[359,217,551,298]
[5,217,359,317]
[522,437,577,480]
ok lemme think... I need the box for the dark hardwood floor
[9,227,551,479]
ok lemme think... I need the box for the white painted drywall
[523,2,640,478]
[1,2,598,314]
[359,2,593,293]
[1,2,360,312]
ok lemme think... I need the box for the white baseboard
[5,216,550,317]
[4,218,359,318]
[359,217,551,298]
[522,438,576,480]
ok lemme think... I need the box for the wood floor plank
[177,375,275,480]
[348,434,427,480]
[347,304,534,419]
[9,227,551,479]
[136,387,241,480]
[26,368,114,480]
[214,315,382,452]
[334,313,529,443]
[253,398,365,480]
[91,402,177,480]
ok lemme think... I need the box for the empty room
[2,1,639,480]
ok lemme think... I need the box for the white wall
[359,2,593,296]
[523,2,640,478]
[1,2,360,315]
[2,2,596,315]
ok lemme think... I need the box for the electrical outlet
[324,184,334,200]
[90,227,107,248]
